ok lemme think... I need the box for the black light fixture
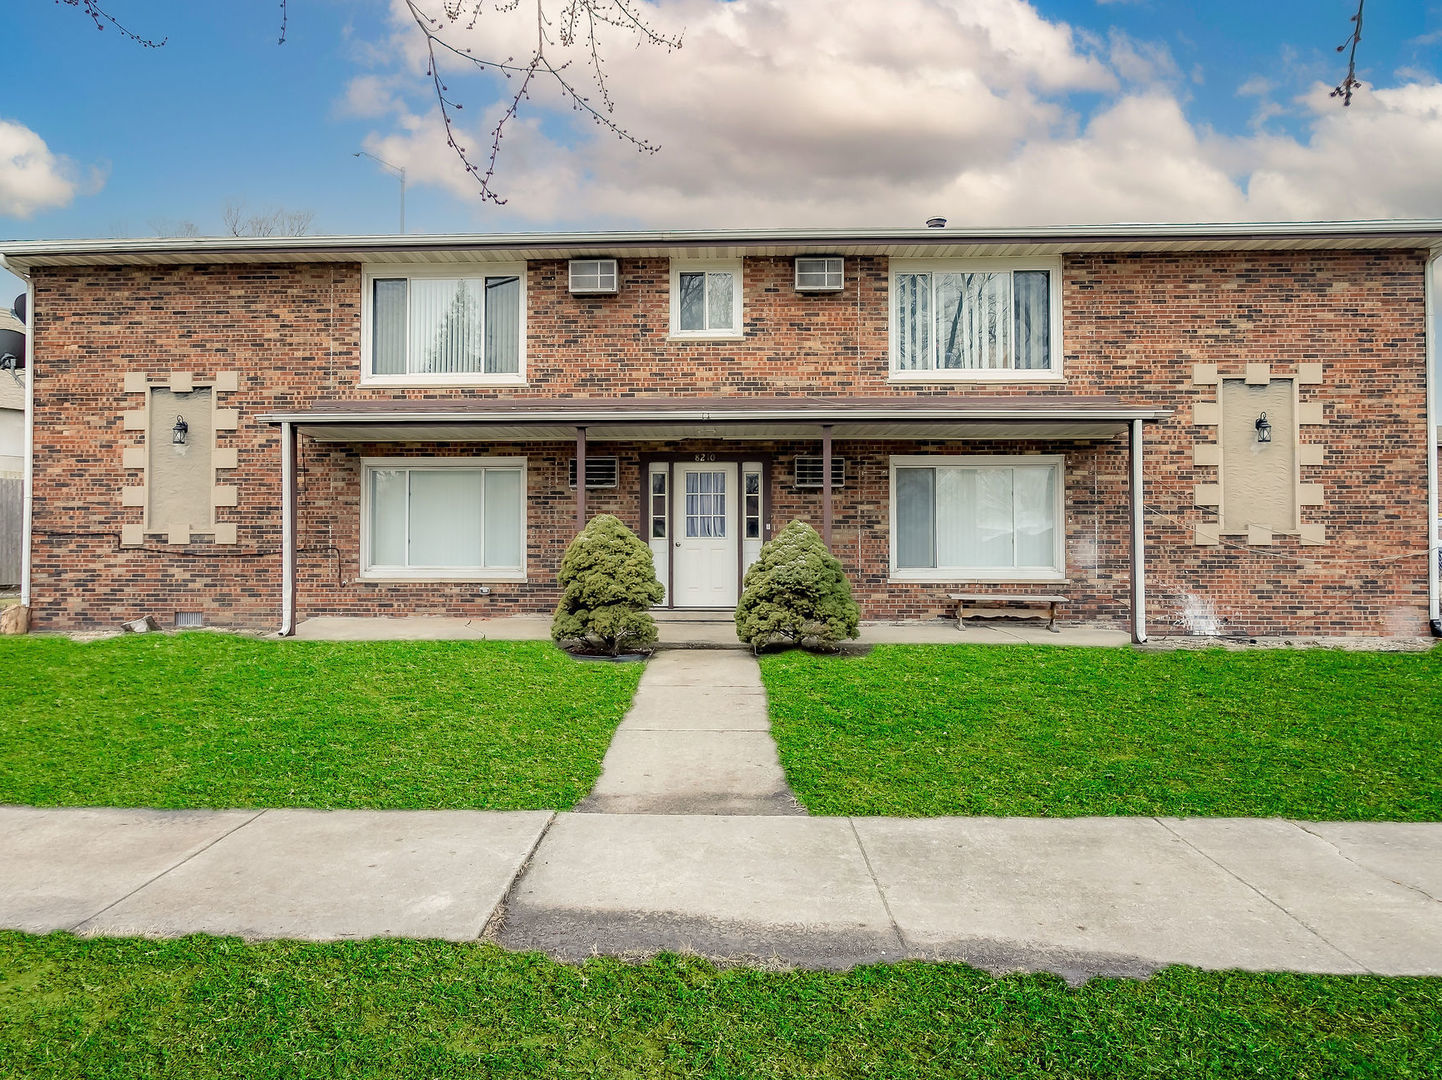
[172,415,189,445]
[1254,411,1272,443]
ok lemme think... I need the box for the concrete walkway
[5,805,1441,981]
[576,650,801,815]
[292,614,1132,649]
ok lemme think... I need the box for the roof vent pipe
[925,217,947,229]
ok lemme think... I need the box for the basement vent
[568,259,620,294]
[569,456,620,489]
[174,612,204,628]
[794,457,846,488]
[794,256,844,292]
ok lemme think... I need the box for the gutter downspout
[1427,257,1440,636]
[20,274,33,613]
[279,422,296,636]
[1130,419,1147,644]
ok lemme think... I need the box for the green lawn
[761,644,1442,819]
[1,935,1438,1079]
[0,634,641,810]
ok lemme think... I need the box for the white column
[1130,418,1147,644]
[279,422,297,636]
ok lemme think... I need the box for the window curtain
[482,468,524,568]
[895,467,935,568]
[408,469,484,566]
[484,276,520,374]
[685,471,726,538]
[369,469,407,565]
[410,278,485,374]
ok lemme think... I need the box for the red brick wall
[26,251,1433,635]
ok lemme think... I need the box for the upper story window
[889,258,1061,381]
[670,260,743,339]
[364,264,525,384]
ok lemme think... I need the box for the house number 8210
[693,453,716,461]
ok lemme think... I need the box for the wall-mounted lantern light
[172,415,189,445]
[1254,411,1272,443]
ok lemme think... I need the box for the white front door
[672,462,739,607]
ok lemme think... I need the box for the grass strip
[1,933,1438,1079]
[762,644,1442,819]
[0,634,641,810]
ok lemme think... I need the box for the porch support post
[575,426,587,532]
[821,424,834,548]
[1129,418,1147,644]
[279,421,297,637]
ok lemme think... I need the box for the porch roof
[259,395,1170,443]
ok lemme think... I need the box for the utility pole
[353,152,406,234]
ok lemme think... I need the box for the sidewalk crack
[1152,817,1373,974]
[1289,821,1441,905]
[848,817,908,958]
[69,808,269,932]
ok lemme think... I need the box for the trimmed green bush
[735,520,860,650]
[552,514,664,655]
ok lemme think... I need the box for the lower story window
[363,458,526,579]
[891,455,1063,580]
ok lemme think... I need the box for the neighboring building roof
[4,220,1442,272]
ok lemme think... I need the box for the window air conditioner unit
[569,456,620,489]
[568,259,620,294]
[794,257,844,292]
[794,457,846,488]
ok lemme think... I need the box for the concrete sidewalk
[5,805,1439,981]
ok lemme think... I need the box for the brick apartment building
[2,222,1439,640]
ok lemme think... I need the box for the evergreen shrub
[734,520,860,651]
[552,514,664,655]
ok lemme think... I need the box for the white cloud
[350,0,1442,228]
[0,119,96,219]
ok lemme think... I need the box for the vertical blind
[370,275,521,375]
[896,464,1057,571]
[368,466,524,570]
[894,270,1050,371]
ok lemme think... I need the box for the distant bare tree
[221,200,315,237]
[58,0,682,206]
[148,218,202,238]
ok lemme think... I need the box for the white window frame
[888,454,1067,583]
[888,257,1063,382]
[360,456,528,582]
[669,259,744,340]
[360,263,527,387]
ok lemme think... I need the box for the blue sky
[2,0,1440,259]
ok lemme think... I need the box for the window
[890,455,1064,580]
[890,258,1060,379]
[364,265,525,382]
[670,260,742,338]
[362,458,526,580]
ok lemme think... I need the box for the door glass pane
[685,470,726,538]
[408,469,483,567]
[895,468,935,568]
[410,278,484,374]
[482,468,523,568]
[678,272,705,331]
[707,272,734,330]
[484,276,520,374]
[372,279,407,375]
[369,469,407,565]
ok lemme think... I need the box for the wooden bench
[948,593,1069,633]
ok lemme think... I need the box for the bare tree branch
[57,0,165,47]
[1331,0,1364,106]
[403,0,682,204]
